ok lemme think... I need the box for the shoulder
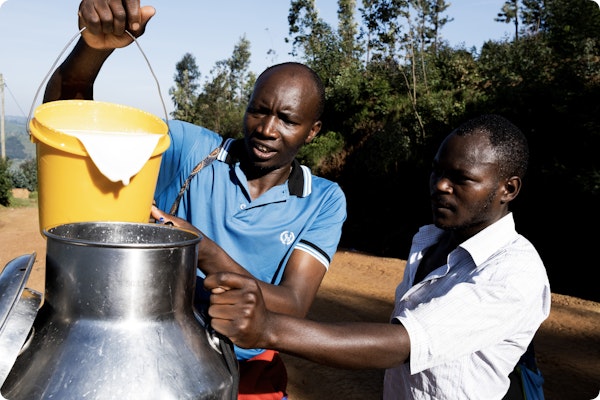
[165,120,223,155]
[307,173,347,211]
[289,162,346,203]
[167,120,221,143]
[413,224,444,246]
[311,173,344,194]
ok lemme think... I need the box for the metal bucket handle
[27,27,169,135]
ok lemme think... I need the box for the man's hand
[151,205,202,235]
[204,272,271,349]
[78,0,155,49]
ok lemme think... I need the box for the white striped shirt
[383,213,551,399]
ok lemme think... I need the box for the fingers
[151,205,176,225]
[150,204,169,223]
[77,0,155,46]
[150,206,203,238]
[204,272,267,349]
[204,271,249,292]
[78,0,125,35]
[120,0,141,32]
[105,0,129,36]
[151,206,180,226]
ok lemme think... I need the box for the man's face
[242,66,321,172]
[429,131,506,238]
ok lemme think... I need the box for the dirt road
[1,206,599,399]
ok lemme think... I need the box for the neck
[245,163,293,200]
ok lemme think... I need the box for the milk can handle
[27,27,169,134]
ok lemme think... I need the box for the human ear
[305,120,322,144]
[502,176,522,203]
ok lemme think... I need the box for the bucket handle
[27,27,169,134]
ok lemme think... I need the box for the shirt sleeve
[293,180,347,270]
[154,120,222,211]
[394,243,550,373]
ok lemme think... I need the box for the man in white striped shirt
[206,114,551,399]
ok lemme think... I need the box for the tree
[359,0,409,62]
[338,0,362,63]
[520,0,546,36]
[194,37,255,138]
[418,0,452,54]
[0,157,12,206]
[287,0,345,82]
[11,158,37,192]
[169,53,201,122]
[287,0,326,58]
[495,0,520,41]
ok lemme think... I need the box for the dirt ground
[1,206,599,399]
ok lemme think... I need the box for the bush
[297,130,345,173]
[0,157,13,206]
[11,158,37,192]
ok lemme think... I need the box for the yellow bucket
[30,100,170,233]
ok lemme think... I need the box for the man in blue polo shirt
[151,62,346,400]
[43,2,347,399]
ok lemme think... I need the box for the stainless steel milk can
[1,222,237,400]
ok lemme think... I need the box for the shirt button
[240,204,246,210]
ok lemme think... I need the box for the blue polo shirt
[154,120,347,360]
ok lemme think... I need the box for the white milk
[61,130,162,185]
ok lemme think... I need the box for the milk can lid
[0,254,37,328]
[0,254,42,387]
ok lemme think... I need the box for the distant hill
[2,115,36,164]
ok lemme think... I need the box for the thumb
[204,272,239,293]
[134,6,156,34]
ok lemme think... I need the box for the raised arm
[205,271,412,370]
[43,0,155,103]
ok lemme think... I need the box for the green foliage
[0,158,13,206]
[495,0,520,40]
[11,158,37,192]
[297,130,345,174]
[169,52,201,122]
[165,0,600,300]
[191,37,255,138]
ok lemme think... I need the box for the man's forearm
[264,315,411,370]
[205,271,411,369]
[43,37,114,103]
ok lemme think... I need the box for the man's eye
[452,174,470,183]
[247,105,266,115]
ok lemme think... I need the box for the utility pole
[0,73,5,159]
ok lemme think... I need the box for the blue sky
[0,1,514,118]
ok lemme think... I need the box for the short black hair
[258,62,325,120]
[453,114,529,179]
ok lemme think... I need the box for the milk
[61,130,161,185]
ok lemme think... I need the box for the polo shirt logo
[280,231,295,245]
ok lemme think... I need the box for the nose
[430,173,452,193]
[257,115,278,138]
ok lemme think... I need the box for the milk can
[0,222,237,400]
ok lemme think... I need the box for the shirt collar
[218,138,310,198]
[459,212,519,267]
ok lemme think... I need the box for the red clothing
[238,350,288,400]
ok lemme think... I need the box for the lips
[251,141,277,161]
[431,196,454,213]
[432,201,452,209]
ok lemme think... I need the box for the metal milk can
[0,222,237,399]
